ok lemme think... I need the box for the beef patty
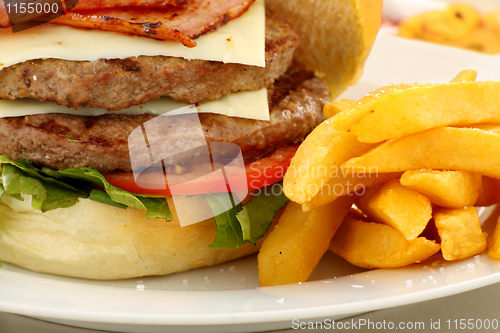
[0,13,299,110]
[0,64,328,173]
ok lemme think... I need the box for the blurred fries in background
[399,3,500,54]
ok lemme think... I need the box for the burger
[0,0,381,280]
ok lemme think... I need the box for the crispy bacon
[72,0,183,11]
[0,0,253,47]
[0,4,9,28]
[52,11,198,47]
[53,0,254,47]
[0,0,184,27]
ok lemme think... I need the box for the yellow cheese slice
[0,88,270,120]
[0,0,265,70]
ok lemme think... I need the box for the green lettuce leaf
[0,155,286,250]
[88,189,128,210]
[0,180,6,201]
[236,188,289,245]
[205,193,244,249]
[136,196,173,220]
[0,156,91,194]
[205,186,289,249]
[2,164,47,202]
[0,156,171,220]
[42,167,171,220]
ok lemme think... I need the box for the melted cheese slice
[0,0,268,120]
[0,0,265,70]
[0,88,270,120]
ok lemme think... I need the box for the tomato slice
[104,145,299,196]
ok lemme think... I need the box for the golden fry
[258,196,354,286]
[332,83,431,132]
[400,170,482,208]
[476,176,500,207]
[450,69,477,82]
[330,216,440,269]
[346,81,500,143]
[471,123,500,134]
[283,122,375,205]
[356,179,431,240]
[434,206,487,261]
[324,99,356,118]
[399,3,500,54]
[284,82,423,205]
[301,172,401,212]
[488,215,500,259]
[342,127,500,179]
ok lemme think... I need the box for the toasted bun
[266,0,382,98]
[0,0,382,280]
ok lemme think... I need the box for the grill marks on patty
[0,64,329,173]
[0,13,299,110]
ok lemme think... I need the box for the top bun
[266,0,382,98]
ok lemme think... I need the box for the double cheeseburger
[0,0,381,279]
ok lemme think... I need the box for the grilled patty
[0,63,328,173]
[0,13,299,110]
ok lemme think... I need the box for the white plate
[3,10,500,333]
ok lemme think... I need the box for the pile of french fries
[257,70,500,287]
[399,3,500,54]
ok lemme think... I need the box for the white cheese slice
[0,88,270,120]
[0,0,265,70]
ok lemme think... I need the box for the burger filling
[0,3,329,249]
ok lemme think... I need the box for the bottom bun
[0,195,264,280]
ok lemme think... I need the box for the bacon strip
[0,0,180,27]
[52,11,198,47]
[0,3,9,28]
[72,0,182,11]
[53,0,254,47]
[1,0,254,47]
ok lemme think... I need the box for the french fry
[400,170,482,208]
[344,81,500,143]
[329,216,440,269]
[476,176,500,207]
[450,69,477,82]
[301,172,401,212]
[258,195,354,286]
[482,205,500,237]
[324,99,356,118]
[471,123,500,134]
[434,207,487,261]
[488,215,500,259]
[400,4,482,42]
[399,3,500,54]
[482,201,500,258]
[342,127,500,179]
[284,83,416,205]
[283,122,375,205]
[356,179,431,240]
[332,83,431,132]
